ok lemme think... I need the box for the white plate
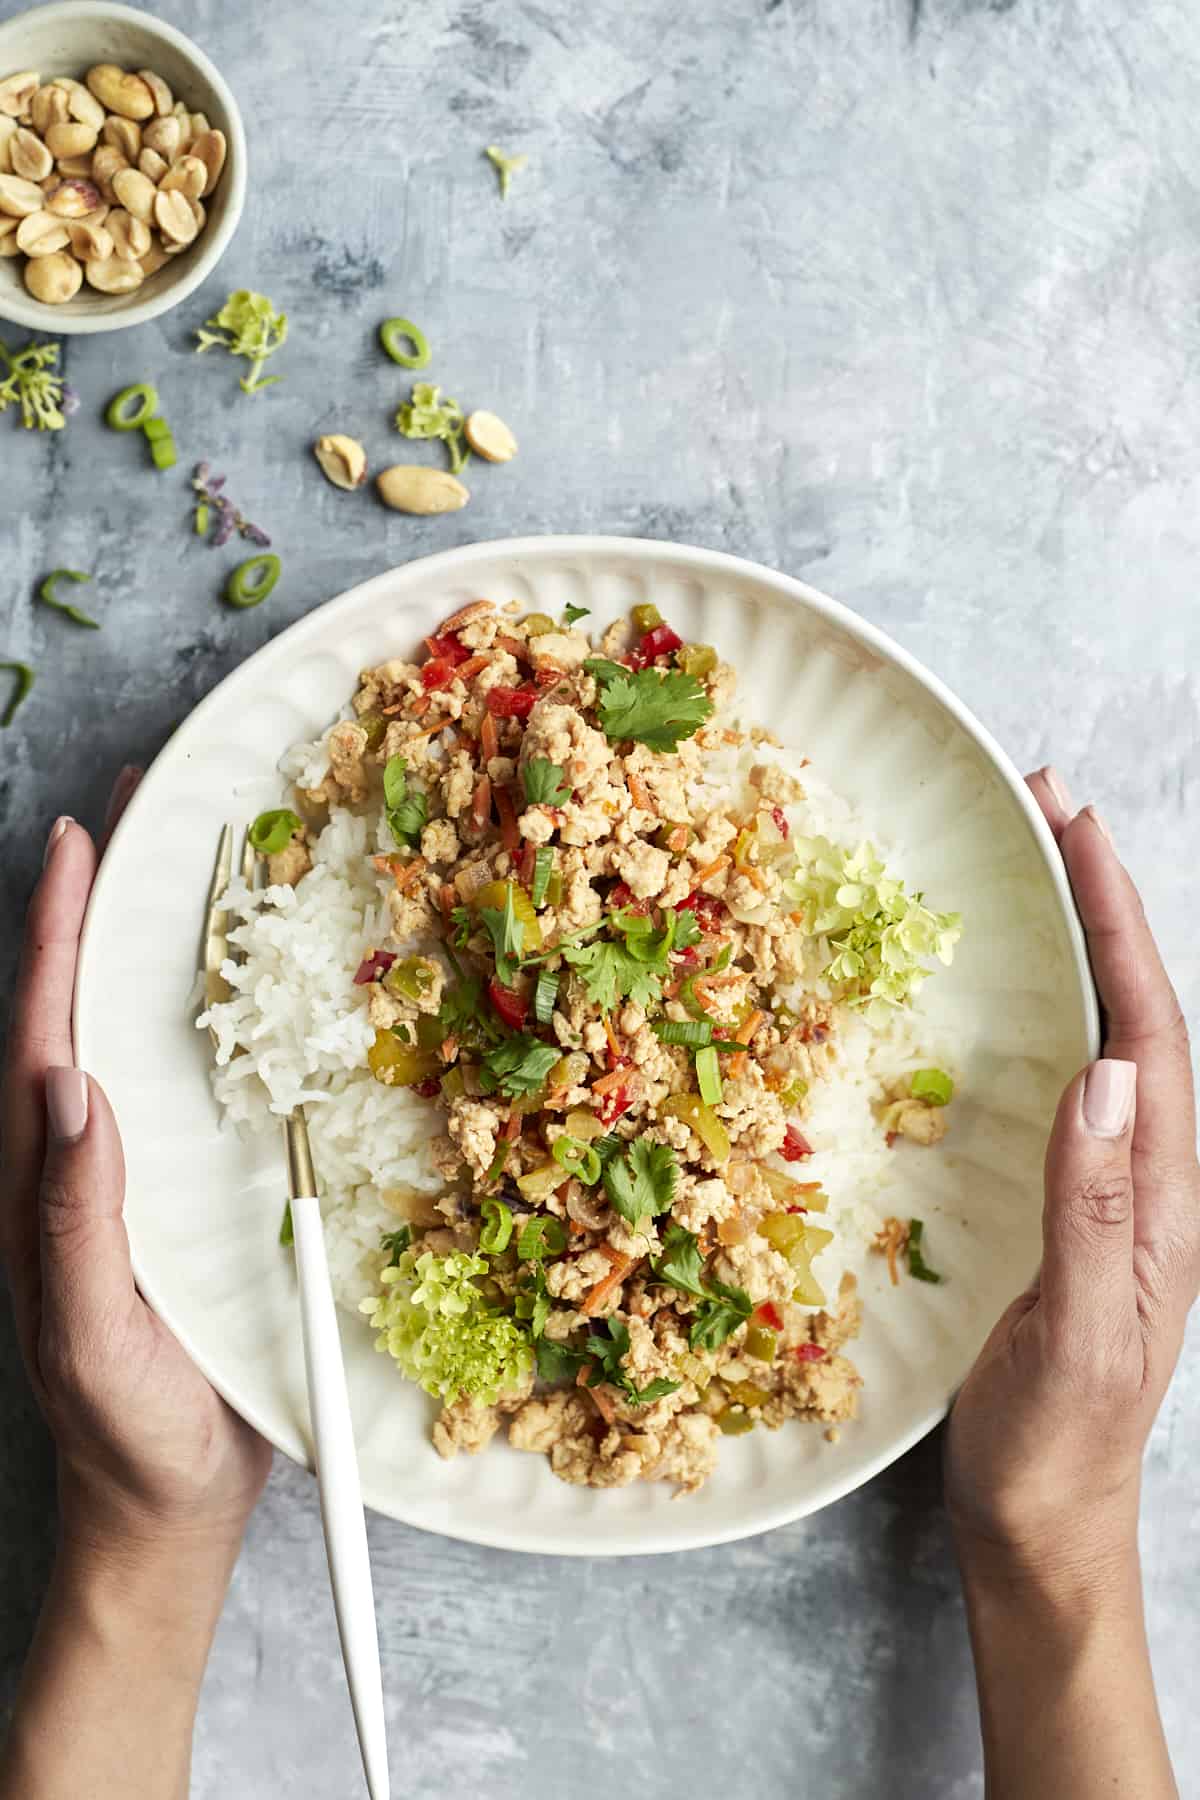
[74,536,1098,1556]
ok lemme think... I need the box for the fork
[204,827,391,1800]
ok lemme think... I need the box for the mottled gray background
[2,0,1199,1793]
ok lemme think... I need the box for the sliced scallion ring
[479,1196,514,1255]
[37,568,99,629]
[226,553,281,609]
[143,416,177,470]
[379,317,431,369]
[105,382,159,430]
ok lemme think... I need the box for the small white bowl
[0,1,245,335]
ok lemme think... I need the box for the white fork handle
[290,1191,390,1800]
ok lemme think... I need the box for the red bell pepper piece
[424,631,471,665]
[630,623,683,668]
[595,1084,630,1126]
[780,1125,814,1162]
[487,977,529,1029]
[353,950,396,985]
[414,1076,442,1098]
[679,891,727,934]
[494,785,521,852]
[771,805,790,839]
[792,1343,827,1363]
[485,684,538,719]
[753,1301,784,1332]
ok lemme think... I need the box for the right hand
[945,770,1200,1589]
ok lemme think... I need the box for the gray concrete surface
[3,0,1199,1793]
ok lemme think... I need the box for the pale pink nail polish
[46,1068,89,1145]
[1041,765,1075,815]
[43,816,72,869]
[1082,1059,1135,1138]
[1085,804,1115,847]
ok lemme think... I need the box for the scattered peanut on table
[0,62,227,303]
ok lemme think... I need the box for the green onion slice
[226,553,281,609]
[195,501,210,535]
[517,1215,568,1260]
[485,1139,511,1184]
[248,808,302,855]
[696,1044,722,1106]
[0,660,35,728]
[531,845,554,909]
[479,1196,514,1254]
[910,1068,954,1106]
[143,416,177,469]
[906,1218,944,1284]
[551,1134,601,1185]
[379,317,431,369]
[105,382,159,430]
[651,1018,713,1048]
[37,569,99,629]
[534,968,559,1026]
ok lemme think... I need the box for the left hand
[0,774,272,1567]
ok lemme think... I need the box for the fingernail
[46,1067,89,1145]
[1083,1059,1136,1138]
[1085,804,1115,847]
[1041,765,1075,815]
[43,816,72,869]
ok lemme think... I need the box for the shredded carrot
[728,1008,765,1079]
[518,842,536,887]
[494,785,521,853]
[409,715,454,739]
[628,772,653,812]
[480,711,499,762]
[598,1242,630,1267]
[666,824,689,854]
[438,600,493,633]
[409,692,430,718]
[372,854,402,875]
[745,865,768,892]
[694,853,730,885]
[440,1036,458,1061]
[722,730,744,745]
[454,654,489,682]
[788,910,804,925]
[602,1014,623,1061]
[391,856,427,892]
[568,1217,589,1236]
[439,883,456,921]
[581,1252,641,1317]
[581,1370,617,1422]
[872,1216,908,1287]
[471,775,492,831]
[662,978,682,1000]
[591,1066,628,1097]
[503,1112,523,1141]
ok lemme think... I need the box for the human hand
[946,769,1200,1593]
[0,779,272,1568]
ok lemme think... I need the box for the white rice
[198,721,950,1317]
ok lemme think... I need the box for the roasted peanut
[314,435,369,490]
[24,249,82,302]
[107,207,150,260]
[52,77,106,131]
[0,116,15,174]
[111,166,156,223]
[44,119,98,160]
[137,146,167,182]
[15,210,70,255]
[154,186,197,245]
[90,144,128,199]
[0,72,38,119]
[136,69,173,116]
[377,466,470,514]
[0,171,45,217]
[84,253,143,293]
[464,410,518,463]
[46,177,102,217]
[192,129,227,198]
[85,65,155,121]
[55,153,94,177]
[66,217,114,262]
[102,113,141,159]
[160,154,206,199]
[139,239,170,278]
[10,126,52,182]
[142,114,180,160]
[30,84,69,135]
[0,225,20,257]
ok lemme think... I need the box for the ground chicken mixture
[262,598,961,1494]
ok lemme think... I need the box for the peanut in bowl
[0,0,245,334]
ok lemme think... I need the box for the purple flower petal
[208,473,226,491]
[60,383,80,415]
[193,460,210,483]
[241,524,271,547]
[213,514,235,547]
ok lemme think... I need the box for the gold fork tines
[202,826,260,1047]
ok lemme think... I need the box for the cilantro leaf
[650,1223,753,1350]
[195,289,287,395]
[482,1034,561,1098]
[522,757,572,807]
[536,1337,587,1382]
[479,885,525,986]
[387,790,428,848]
[380,1226,413,1267]
[563,604,590,625]
[585,1319,681,1406]
[0,336,67,432]
[603,1137,678,1226]
[437,978,500,1050]
[584,660,713,752]
[516,1263,554,1339]
[672,908,701,952]
[650,1222,709,1300]
[689,1279,753,1353]
[562,937,664,1012]
[449,904,473,948]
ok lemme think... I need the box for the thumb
[1040,1059,1138,1318]
[40,1069,136,1335]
